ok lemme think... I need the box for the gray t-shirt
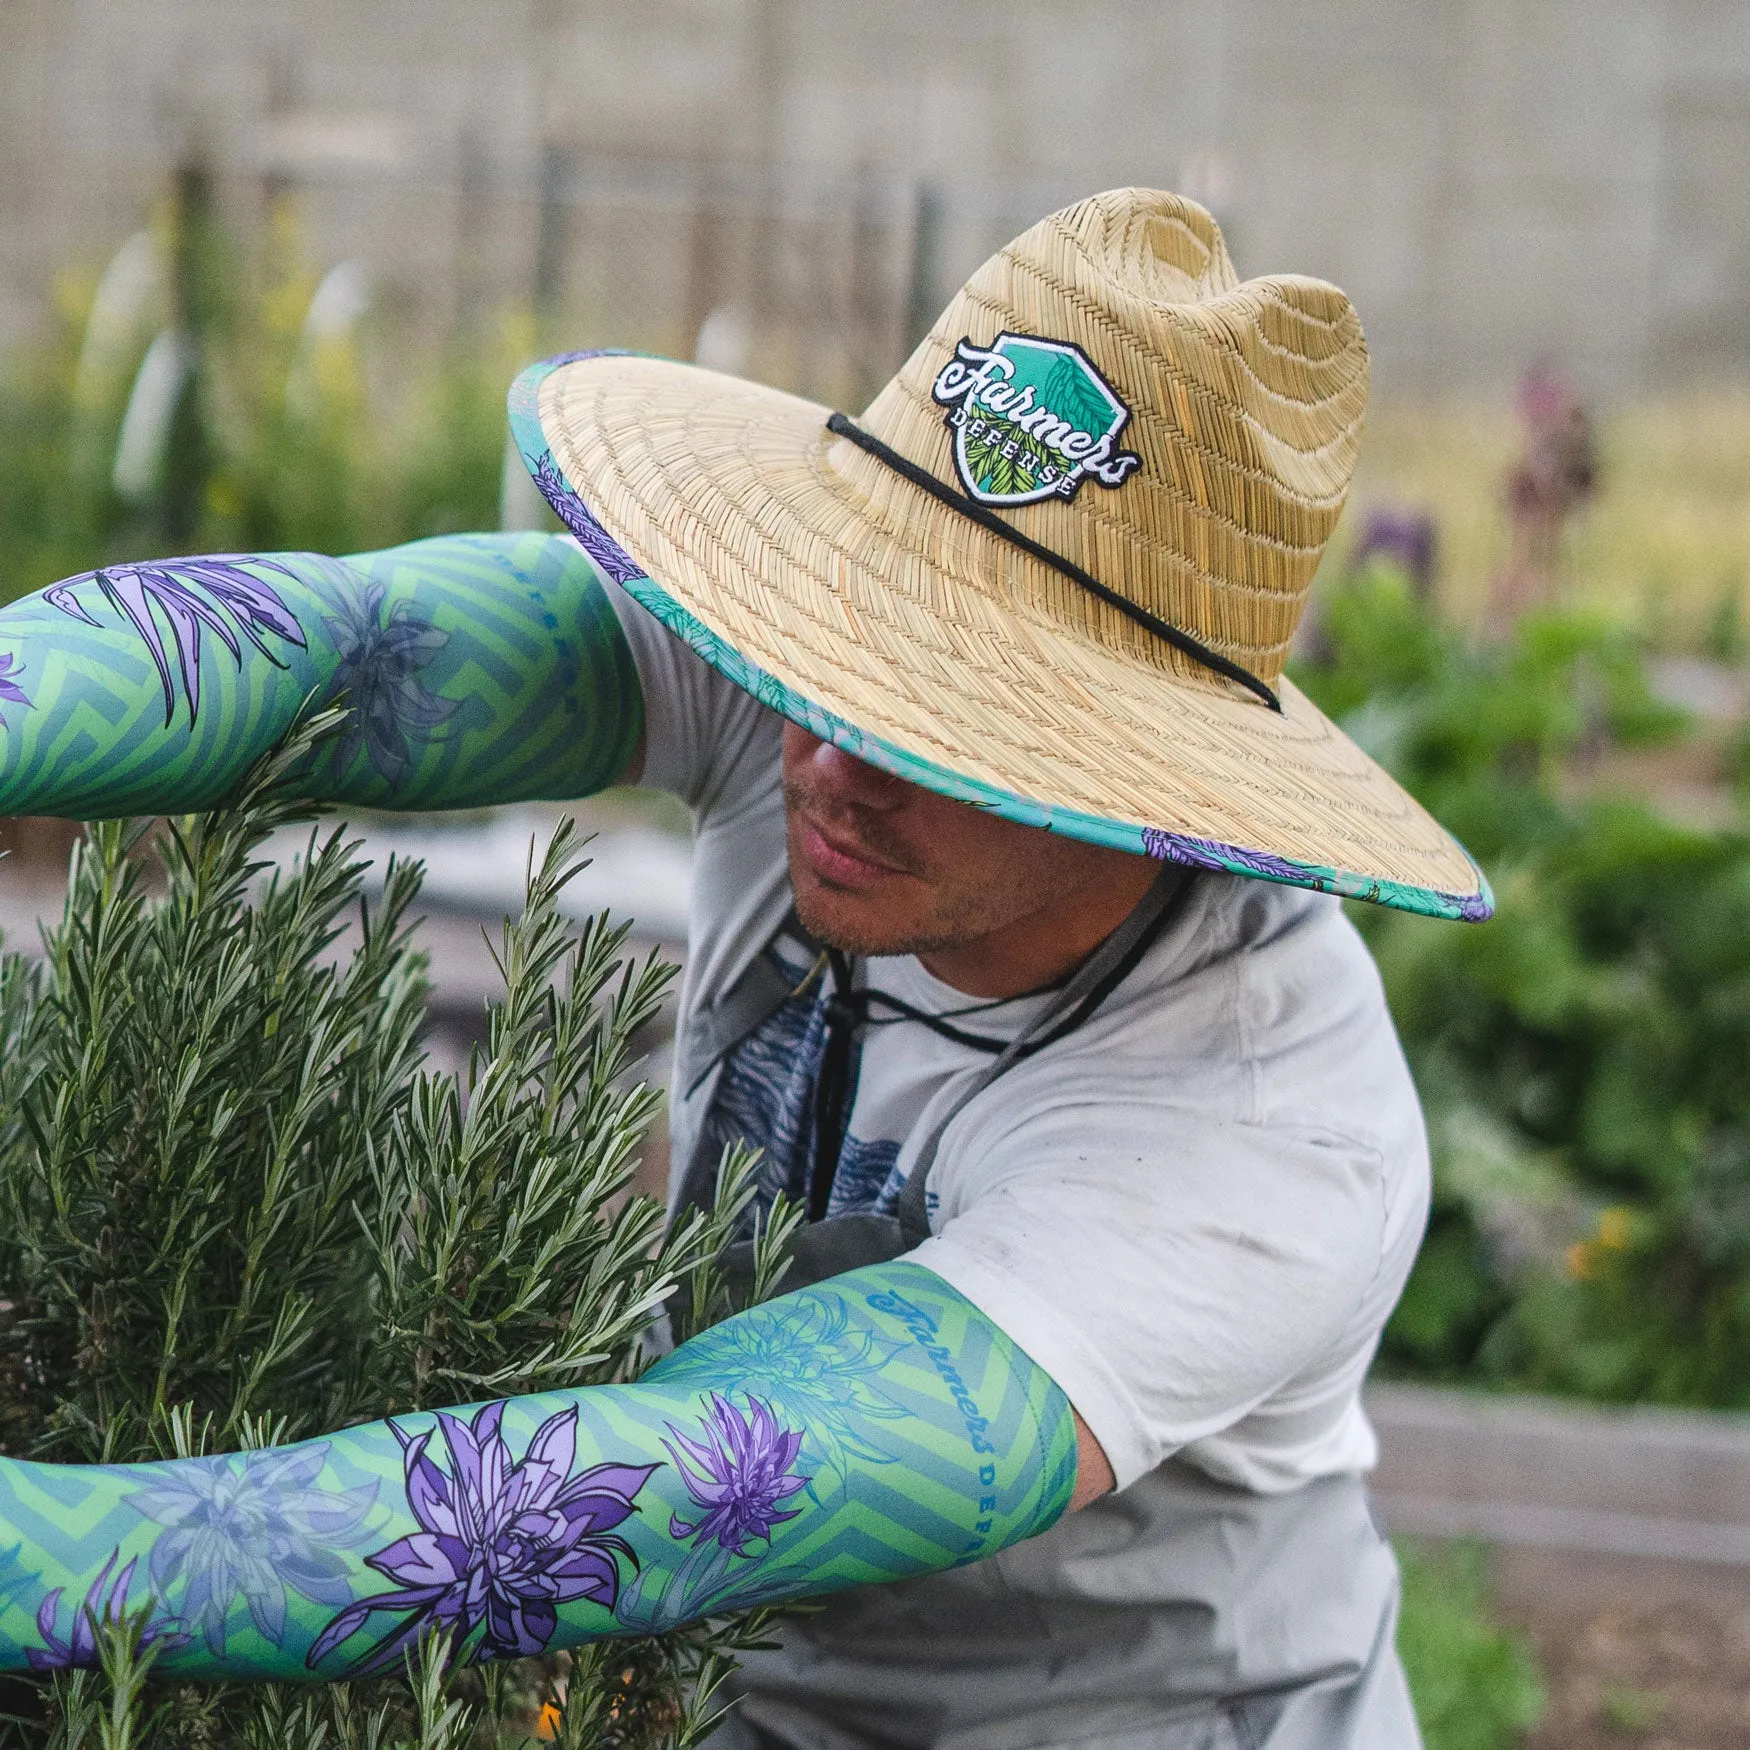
[610,579,1430,1495]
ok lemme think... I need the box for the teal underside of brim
[509,354,1495,924]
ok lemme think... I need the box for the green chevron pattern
[0,533,642,819]
[0,1263,1076,1678]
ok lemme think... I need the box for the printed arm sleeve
[0,1261,1075,1680]
[0,533,642,819]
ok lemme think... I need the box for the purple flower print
[662,1394,808,1556]
[126,1443,376,1655]
[1140,827,1313,885]
[46,556,307,729]
[0,651,28,729]
[0,1540,37,1613]
[28,1549,190,1671]
[531,450,643,585]
[319,580,460,786]
[1140,826,1491,921]
[307,1402,654,1676]
[648,1294,905,1484]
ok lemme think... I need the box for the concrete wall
[5,0,1750,397]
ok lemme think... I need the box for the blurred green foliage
[1296,563,1750,1406]
[11,180,1750,1426]
[0,180,533,611]
[1395,1540,1544,1750]
[0,724,780,1747]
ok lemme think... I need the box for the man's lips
[795,816,910,889]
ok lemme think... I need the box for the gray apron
[677,876,1422,1750]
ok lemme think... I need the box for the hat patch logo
[930,332,1141,506]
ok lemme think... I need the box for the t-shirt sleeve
[906,1105,1389,1492]
[599,567,778,815]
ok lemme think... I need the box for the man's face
[782,725,1156,962]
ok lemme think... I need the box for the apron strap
[677,945,811,1101]
[679,863,1198,1241]
[673,918,823,1216]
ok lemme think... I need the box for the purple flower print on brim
[46,556,307,729]
[1141,826,1492,921]
[662,1394,808,1556]
[125,1444,375,1656]
[306,1402,654,1677]
[531,451,644,586]
[1141,827,1310,884]
[0,652,29,729]
[28,1550,190,1671]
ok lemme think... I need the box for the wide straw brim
[513,352,1490,922]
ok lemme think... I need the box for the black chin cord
[825,411,1282,714]
[806,869,1193,1220]
[809,948,861,1221]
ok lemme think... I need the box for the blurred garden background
[9,2,1750,1745]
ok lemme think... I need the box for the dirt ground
[1517,1599,1750,1749]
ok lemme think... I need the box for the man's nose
[788,729,909,810]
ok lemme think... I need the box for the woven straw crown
[519,188,1490,921]
[856,193,1369,696]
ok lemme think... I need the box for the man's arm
[0,533,642,819]
[1070,1414,1116,1508]
[0,1262,1078,1678]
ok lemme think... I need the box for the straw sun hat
[510,187,1490,922]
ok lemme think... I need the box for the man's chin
[790,869,948,959]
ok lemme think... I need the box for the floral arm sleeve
[0,1262,1076,1679]
[0,533,641,818]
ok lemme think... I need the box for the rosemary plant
[0,713,789,1748]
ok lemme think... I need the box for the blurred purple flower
[306,1402,654,1676]
[1351,507,1438,600]
[663,1394,808,1556]
[28,1549,190,1671]
[320,580,461,785]
[0,651,29,728]
[126,1443,376,1655]
[46,556,307,728]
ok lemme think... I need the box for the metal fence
[9,0,1750,398]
